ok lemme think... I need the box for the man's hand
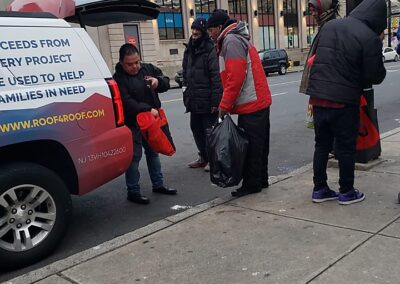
[150,108,159,118]
[218,108,228,118]
[144,76,159,90]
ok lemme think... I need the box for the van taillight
[107,79,125,127]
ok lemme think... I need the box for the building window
[195,0,217,19]
[258,0,276,50]
[229,0,248,22]
[305,0,317,46]
[156,0,184,40]
[283,0,299,49]
[123,25,141,54]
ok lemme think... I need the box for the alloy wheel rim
[0,185,56,252]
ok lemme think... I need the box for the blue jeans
[126,127,164,194]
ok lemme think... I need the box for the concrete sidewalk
[7,128,400,284]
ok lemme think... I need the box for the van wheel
[394,55,399,62]
[278,65,287,75]
[0,162,71,271]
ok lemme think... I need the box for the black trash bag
[207,115,249,188]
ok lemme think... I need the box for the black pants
[313,106,360,193]
[238,107,270,191]
[190,112,218,162]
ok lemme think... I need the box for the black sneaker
[262,180,269,189]
[153,186,177,195]
[231,187,261,197]
[127,192,150,204]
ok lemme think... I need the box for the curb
[7,127,400,284]
[287,68,303,74]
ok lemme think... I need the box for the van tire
[278,65,287,75]
[0,162,71,271]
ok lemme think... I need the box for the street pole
[388,0,392,47]
[346,0,383,163]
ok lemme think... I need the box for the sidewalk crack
[305,214,400,283]
[57,273,80,284]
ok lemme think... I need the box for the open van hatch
[7,0,160,27]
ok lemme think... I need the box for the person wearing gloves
[207,10,272,197]
[183,17,222,172]
[114,43,177,205]
[305,0,386,205]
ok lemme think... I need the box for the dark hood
[349,0,387,34]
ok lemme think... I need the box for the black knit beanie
[191,17,207,34]
[206,9,230,28]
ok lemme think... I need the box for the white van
[0,0,159,270]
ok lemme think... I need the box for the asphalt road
[2,61,400,281]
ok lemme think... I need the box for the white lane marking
[269,80,301,86]
[162,98,182,104]
[387,69,399,72]
[386,65,400,69]
[162,91,290,104]
[162,79,299,104]
[272,92,288,97]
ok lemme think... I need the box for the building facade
[1,0,399,78]
[102,0,348,78]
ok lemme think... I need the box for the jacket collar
[216,22,237,55]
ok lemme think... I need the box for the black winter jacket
[182,37,222,113]
[113,62,170,128]
[306,0,387,105]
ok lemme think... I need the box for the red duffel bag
[136,108,176,156]
[356,96,380,151]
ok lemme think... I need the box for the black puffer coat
[113,62,170,128]
[182,37,222,113]
[306,0,387,105]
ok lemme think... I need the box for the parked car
[258,49,289,76]
[382,47,399,62]
[0,0,159,271]
[175,69,183,88]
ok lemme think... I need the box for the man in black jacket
[306,0,386,205]
[183,17,222,172]
[114,44,177,205]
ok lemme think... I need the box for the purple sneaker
[312,186,339,203]
[338,189,365,205]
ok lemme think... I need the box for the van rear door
[7,0,160,26]
[66,0,160,26]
